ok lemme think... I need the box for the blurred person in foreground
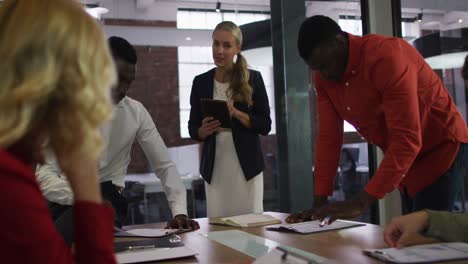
[0,0,117,262]
[36,36,199,241]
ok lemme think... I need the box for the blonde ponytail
[228,52,253,105]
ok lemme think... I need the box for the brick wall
[127,45,196,173]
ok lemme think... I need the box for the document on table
[363,242,468,263]
[114,227,190,238]
[116,246,197,264]
[266,220,365,234]
[209,213,282,227]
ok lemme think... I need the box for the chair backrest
[339,148,359,172]
[54,207,74,246]
[191,178,206,200]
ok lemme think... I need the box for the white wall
[167,144,200,176]
[104,25,212,46]
[98,0,269,21]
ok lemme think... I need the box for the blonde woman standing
[188,21,271,217]
[0,0,116,263]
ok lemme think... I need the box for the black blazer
[188,68,272,183]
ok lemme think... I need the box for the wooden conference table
[115,212,466,264]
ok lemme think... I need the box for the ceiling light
[215,1,221,13]
[417,13,423,23]
[185,37,192,41]
[459,19,463,23]
[85,6,109,19]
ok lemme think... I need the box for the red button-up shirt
[314,33,468,199]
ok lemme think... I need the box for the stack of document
[266,220,365,234]
[209,213,282,227]
[364,242,468,263]
[114,227,189,238]
[114,235,196,263]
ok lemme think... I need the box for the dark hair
[462,55,468,81]
[108,36,137,65]
[297,15,343,61]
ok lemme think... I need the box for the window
[338,17,362,36]
[178,46,214,138]
[177,9,270,29]
[178,46,276,138]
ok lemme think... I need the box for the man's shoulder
[118,96,151,123]
[121,96,145,110]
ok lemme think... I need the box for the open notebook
[266,220,365,234]
[209,213,282,227]
[364,242,468,263]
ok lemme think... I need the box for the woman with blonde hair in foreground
[0,0,117,263]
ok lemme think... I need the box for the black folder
[200,98,232,128]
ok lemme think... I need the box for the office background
[82,0,468,225]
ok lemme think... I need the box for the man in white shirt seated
[36,36,199,239]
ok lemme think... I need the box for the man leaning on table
[287,15,468,224]
[36,37,199,241]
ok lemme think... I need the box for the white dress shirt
[36,96,187,216]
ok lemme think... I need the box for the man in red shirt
[287,15,468,224]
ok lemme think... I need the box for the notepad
[363,242,468,263]
[209,213,282,227]
[266,219,365,234]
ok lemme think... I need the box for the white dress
[205,79,264,218]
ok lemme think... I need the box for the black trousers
[49,181,128,245]
[401,143,467,214]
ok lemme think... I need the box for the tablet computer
[200,98,232,128]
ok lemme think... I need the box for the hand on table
[384,211,438,248]
[165,214,200,230]
[312,191,377,225]
[286,195,328,223]
[286,191,376,225]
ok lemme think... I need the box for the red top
[314,33,468,199]
[0,149,116,263]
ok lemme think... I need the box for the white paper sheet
[364,242,468,263]
[116,246,197,264]
[114,228,180,238]
[267,220,365,234]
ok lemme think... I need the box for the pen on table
[319,216,331,227]
[125,245,156,252]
